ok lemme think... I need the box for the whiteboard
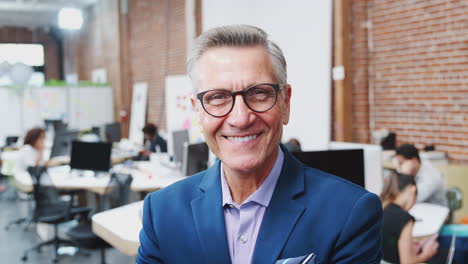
[165,75,203,157]
[0,86,114,140]
[22,86,68,130]
[129,82,148,146]
[68,86,114,130]
[0,88,22,143]
[202,0,332,150]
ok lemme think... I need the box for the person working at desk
[141,123,167,156]
[380,170,440,263]
[138,24,383,264]
[15,128,49,173]
[394,144,447,207]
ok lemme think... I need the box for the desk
[14,167,112,194]
[128,161,185,192]
[14,162,184,195]
[92,201,143,256]
[410,203,449,237]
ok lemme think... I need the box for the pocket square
[275,253,317,264]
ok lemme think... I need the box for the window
[0,43,45,86]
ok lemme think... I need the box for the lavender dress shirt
[221,147,284,264]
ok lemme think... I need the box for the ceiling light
[58,8,83,30]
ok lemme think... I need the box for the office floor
[0,180,136,264]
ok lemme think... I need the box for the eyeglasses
[196,83,282,117]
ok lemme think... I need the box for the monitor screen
[70,141,112,172]
[50,130,80,158]
[5,136,19,146]
[44,119,67,132]
[292,149,365,187]
[182,142,209,176]
[104,122,121,143]
[172,129,189,165]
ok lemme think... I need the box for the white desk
[14,161,184,194]
[410,203,449,237]
[128,161,185,192]
[14,167,112,194]
[92,201,143,256]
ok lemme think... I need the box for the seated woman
[15,128,49,174]
[380,169,439,263]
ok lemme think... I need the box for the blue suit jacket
[138,146,383,264]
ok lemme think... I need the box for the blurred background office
[0,0,467,263]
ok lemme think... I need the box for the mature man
[138,25,382,264]
[395,144,447,206]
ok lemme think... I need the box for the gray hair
[187,24,287,92]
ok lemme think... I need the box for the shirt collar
[221,146,284,208]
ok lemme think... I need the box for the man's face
[144,133,152,141]
[395,155,420,176]
[191,46,291,175]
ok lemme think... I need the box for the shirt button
[240,235,247,244]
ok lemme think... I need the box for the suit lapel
[252,147,306,263]
[191,161,231,264]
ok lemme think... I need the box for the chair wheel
[21,255,27,262]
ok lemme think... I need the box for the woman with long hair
[380,169,439,263]
[15,128,48,173]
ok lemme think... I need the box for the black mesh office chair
[21,166,90,263]
[66,173,133,264]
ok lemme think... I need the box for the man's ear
[191,95,199,113]
[282,84,292,125]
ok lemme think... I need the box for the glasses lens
[244,84,278,112]
[201,90,233,116]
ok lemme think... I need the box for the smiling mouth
[224,133,260,143]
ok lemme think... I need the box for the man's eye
[248,88,274,99]
[209,94,227,100]
[205,92,230,105]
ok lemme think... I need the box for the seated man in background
[394,144,447,207]
[141,123,167,157]
[284,138,302,153]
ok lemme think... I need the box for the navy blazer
[137,146,383,264]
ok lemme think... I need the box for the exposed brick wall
[63,0,122,124]
[350,0,371,144]
[350,0,468,163]
[127,0,186,131]
[62,0,188,135]
[0,26,60,80]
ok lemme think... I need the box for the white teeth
[226,134,258,143]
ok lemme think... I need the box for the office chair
[3,158,34,230]
[21,166,90,263]
[66,173,133,264]
[446,187,463,224]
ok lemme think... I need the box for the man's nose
[226,95,254,127]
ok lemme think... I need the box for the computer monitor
[104,122,121,143]
[182,142,209,176]
[292,149,365,187]
[50,130,80,158]
[5,136,19,147]
[172,129,189,165]
[91,126,101,140]
[70,141,112,172]
[44,119,67,132]
[328,142,383,195]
